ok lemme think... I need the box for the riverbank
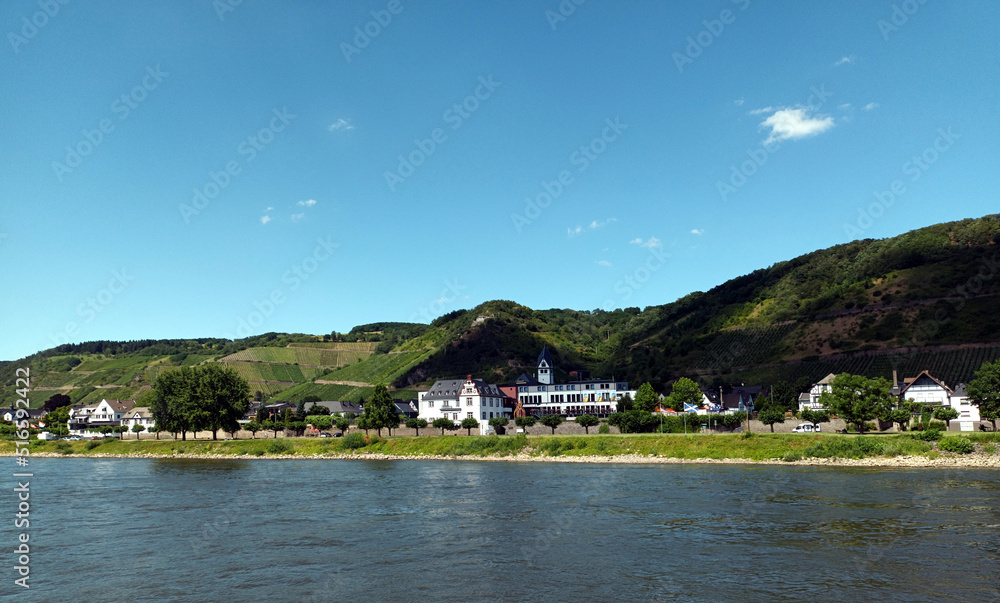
[6,432,1000,467]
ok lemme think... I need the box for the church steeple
[536,346,554,385]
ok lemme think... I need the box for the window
[467,412,473,418]
[428,401,434,408]
[467,397,473,406]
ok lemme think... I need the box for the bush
[267,440,292,454]
[782,451,803,462]
[913,429,942,441]
[982,443,998,455]
[598,423,610,434]
[85,440,102,450]
[938,436,975,454]
[927,420,947,431]
[341,432,367,450]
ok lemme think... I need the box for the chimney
[466,374,472,382]
[892,370,898,386]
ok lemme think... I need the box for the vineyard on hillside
[726,344,1000,389]
[219,346,370,367]
[320,350,431,385]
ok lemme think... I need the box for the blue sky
[1,0,998,361]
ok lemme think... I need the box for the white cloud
[691,229,704,235]
[596,260,612,267]
[290,213,305,222]
[260,215,271,225]
[759,108,835,144]
[748,106,775,115]
[834,55,856,66]
[734,98,745,106]
[630,236,662,249]
[266,206,274,211]
[297,199,317,207]
[327,118,354,132]
[838,103,852,110]
[863,102,879,111]
[567,225,583,237]
[589,217,616,230]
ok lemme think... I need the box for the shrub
[782,451,803,462]
[982,443,997,455]
[598,423,610,434]
[267,440,292,454]
[85,440,102,450]
[252,449,265,456]
[913,429,942,441]
[927,420,947,431]
[341,432,367,450]
[938,437,974,454]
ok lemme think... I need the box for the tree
[932,406,960,430]
[616,393,633,413]
[336,417,351,435]
[769,380,799,413]
[364,384,398,437]
[818,373,895,433]
[356,415,371,435]
[515,416,536,434]
[282,408,293,427]
[633,382,659,413]
[196,363,251,440]
[295,401,308,421]
[888,408,911,432]
[131,423,144,440]
[966,359,1000,431]
[44,405,70,433]
[42,393,72,413]
[667,378,702,412]
[488,416,509,434]
[461,417,479,435]
[576,414,599,434]
[246,421,261,439]
[433,417,455,435]
[758,408,785,432]
[307,415,333,432]
[150,364,250,441]
[540,414,564,434]
[406,418,427,436]
[263,420,281,438]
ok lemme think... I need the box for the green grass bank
[6,432,1000,463]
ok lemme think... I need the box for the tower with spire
[536,346,554,385]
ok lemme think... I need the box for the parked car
[792,423,820,433]
[319,433,331,438]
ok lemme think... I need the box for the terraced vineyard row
[695,323,797,371]
[224,362,324,383]
[274,382,421,403]
[320,350,431,385]
[287,342,378,351]
[220,347,370,367]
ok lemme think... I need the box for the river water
[5,458,999,601]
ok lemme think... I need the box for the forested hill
[393,214,1000,390]
[4,214,1000,407]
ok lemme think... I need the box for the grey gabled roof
[423,379,506,401]
[303,401,363,415]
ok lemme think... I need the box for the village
[15,347,987,440]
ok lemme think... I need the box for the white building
[510,347,635,418]
[946,384,980,432]
[68,399,135,436]
[418,375,513,435]
[798,373,836,411]
[121,407,155,434]
[899,370,952,406]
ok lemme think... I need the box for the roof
[899,370,952,396]
[99,399,136,413]
[817,373,837,385]
[423,378,508,400]
[127,407,152,419]
[303,401,363,415]
[537,346,553,367]
[952,383,968,397]
[511,372,539,386]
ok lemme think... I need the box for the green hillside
[3,214,999,406]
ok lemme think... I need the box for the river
[5,458,999,601]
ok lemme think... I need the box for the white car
[792,423,821,433]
